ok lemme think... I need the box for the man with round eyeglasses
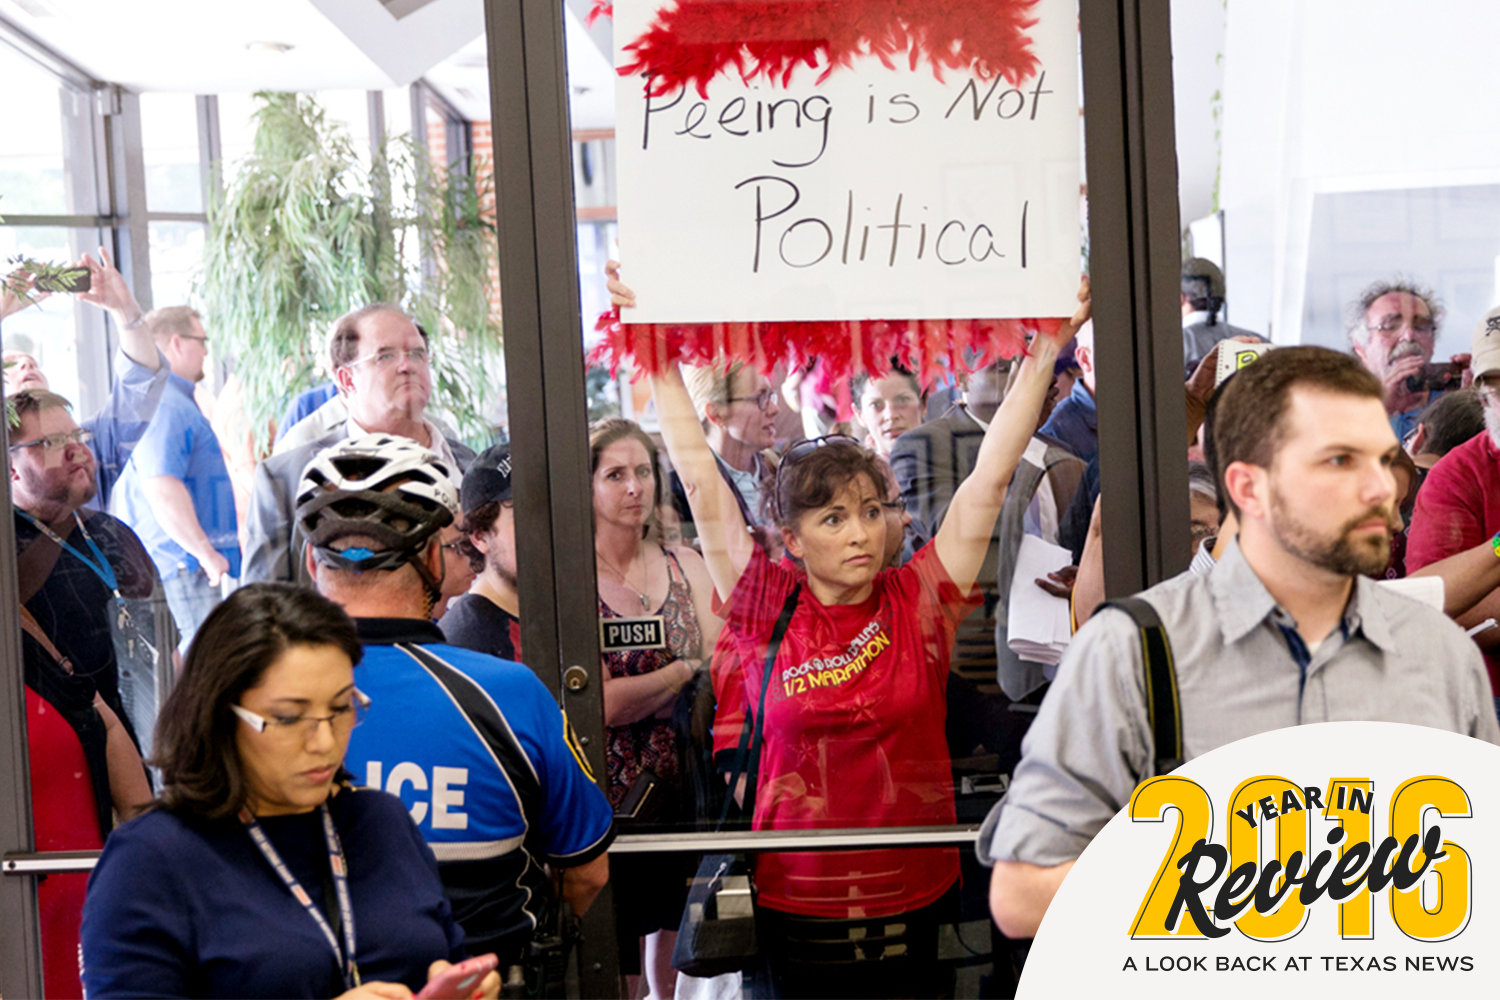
[1346,277,1469,441]
[242,304,477,585]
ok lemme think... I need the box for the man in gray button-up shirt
[985,345,1500,939]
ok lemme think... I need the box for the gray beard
[1487,402,1500,450]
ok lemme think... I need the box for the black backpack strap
[718,583,801,829]
[1100,598,1182,775]
[399,643,545,832]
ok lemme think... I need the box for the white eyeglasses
[232,689,372,740]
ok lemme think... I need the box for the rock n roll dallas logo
[1016,723,1498,998]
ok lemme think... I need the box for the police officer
[295,434,614,970]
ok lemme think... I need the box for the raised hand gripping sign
[612,0,1082,325]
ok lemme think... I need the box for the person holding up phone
[80,584,501,1000]
[1346,277,1472,442]
[3,247,170,509]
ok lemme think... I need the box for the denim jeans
[162,566,224,653]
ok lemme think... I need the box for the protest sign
[612,0,1082,325]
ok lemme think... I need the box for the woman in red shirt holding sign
[632,271,1089,996]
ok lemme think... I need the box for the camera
[1404,362,1465,394]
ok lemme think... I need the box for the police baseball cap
[1471,305,1500,380]
[460,442,512,514]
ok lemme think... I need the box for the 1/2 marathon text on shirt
[781,620,891,697]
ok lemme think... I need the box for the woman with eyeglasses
[80,583,500,1000]
[634,270,1090,996]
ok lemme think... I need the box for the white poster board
[613,0,1081,325]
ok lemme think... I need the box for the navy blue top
[1037,378,1098,464]
[81,788,465,999]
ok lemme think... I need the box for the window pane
[0,225,91,409]
[148,220,205,310]
[0,44,74,215]
[140,92,204,214]
[571,0,1087,989]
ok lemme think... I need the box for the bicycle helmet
[295,435,458,598]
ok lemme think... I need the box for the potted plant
[200,92,503,453]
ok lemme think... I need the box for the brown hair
[1415,388,1484,457]
[328,303,430,369]
[146,305,202,344]
[151,583,364,820]
[6,388,73,444]
[588,418,663,538]
[852,364,923,408]
[771,438,888,531]
[459,501,500,573]
[1212,346,1384,516]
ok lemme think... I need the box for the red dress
[28,684,107,1000]
[714,542,978,918]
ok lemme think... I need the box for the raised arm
[934,282,1091,594]
[76,247,159,370]
[649,364,757,601]
[608,261,757,599]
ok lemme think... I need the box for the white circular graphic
[1019,722,1497,997]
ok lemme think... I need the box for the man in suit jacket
[890,359,1083,703]
[241,304,476,585]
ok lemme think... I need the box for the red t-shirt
[715,542,979,918]
[28,686,106,1000]
[1406,431,1500,693]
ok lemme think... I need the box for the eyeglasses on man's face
[8,427,93,453]
[728,389,777,411]
[1367,315,1436,336]
[232,689,371,741]
[350,347,431,369]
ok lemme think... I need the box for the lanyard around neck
[18,510,120,595]
[240,803,360,991]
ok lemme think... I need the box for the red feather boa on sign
[588,0,1068,407]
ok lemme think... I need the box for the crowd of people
[5,247,1500,1000]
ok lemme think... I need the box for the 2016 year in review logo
[1017,723,1495,998]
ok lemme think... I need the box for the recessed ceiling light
[246,41,295,55]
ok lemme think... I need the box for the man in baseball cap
[1180,257,1265,374]
[1407,304,1500,712]
[437,443,522,660]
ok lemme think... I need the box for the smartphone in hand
[414,954,499,1000]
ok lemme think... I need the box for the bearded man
[979,345,1500,940]
[9,389,167,751]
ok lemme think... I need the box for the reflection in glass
[0,43,71,215]
[147,221,206,310]
[141,92,205,215]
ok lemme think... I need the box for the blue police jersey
[345,619,614,960]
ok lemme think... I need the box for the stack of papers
[1007,534,1075,666]
[1374,575,1444,612]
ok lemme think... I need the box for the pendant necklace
[597,548,651,610]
